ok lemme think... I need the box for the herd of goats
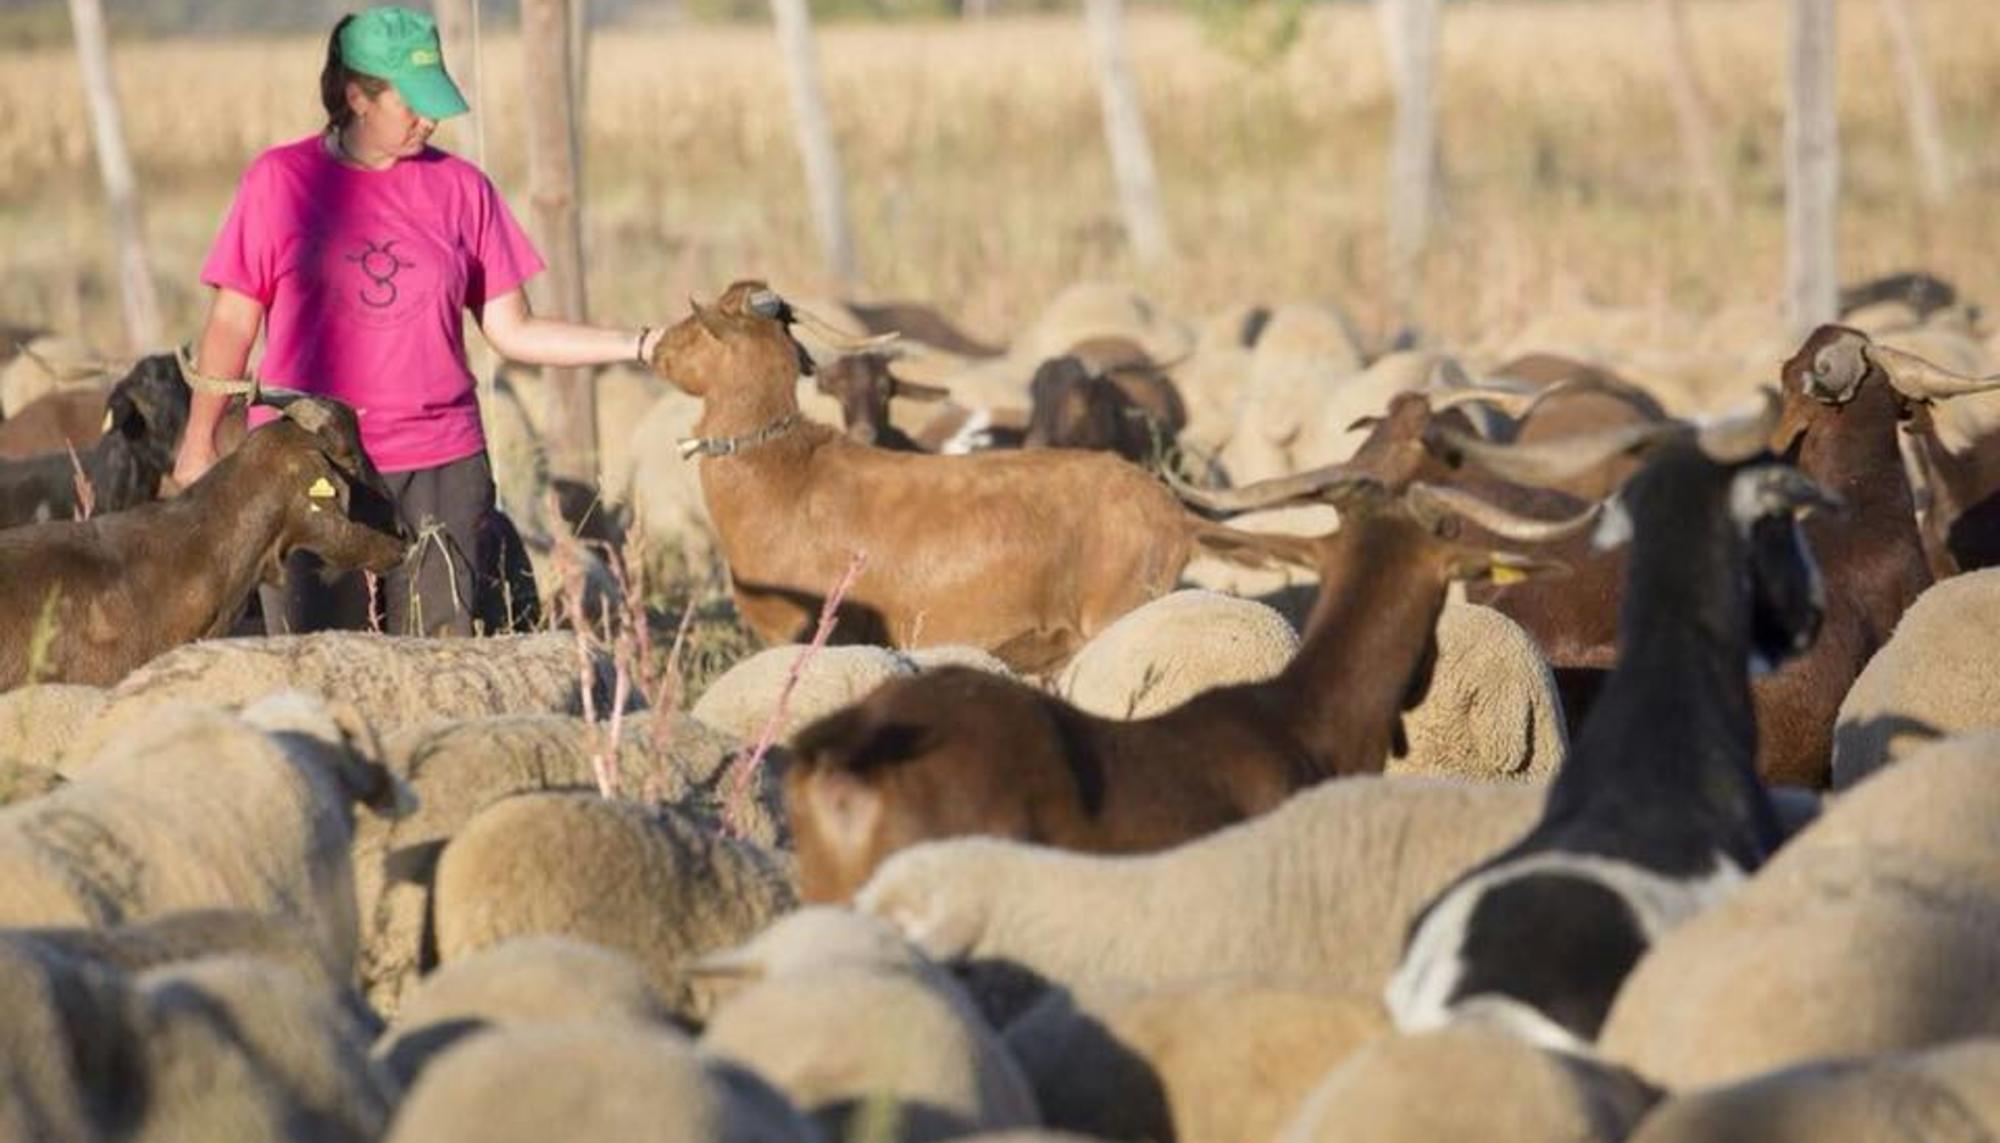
[0,265,1997,1127]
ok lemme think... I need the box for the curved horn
[1406,482,1603,543]
[1866,343,2000,402]
[789,304,901,353]
[1692,387,1783,464]
[1428,387,1543,418]
[1167,463,1377,516]
[1516,373,1670,422]
[17,341,123,384]
[1427,419,1674,487]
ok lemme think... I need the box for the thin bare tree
[1656,0,1732,217]
[1376,0,1441,319]
[1877,0,1952,202]
[66,0,162,352]
[1787,0,1838,338]
[1085,0,1172,266]
[522,0,598,481]
[770,0,858,286]
[432,0,488,168]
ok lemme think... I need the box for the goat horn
[1168,462,1376,515]
[1515,373,1670,422]
[1866,343,2000,401]
[789,304,901,353]
[1427,387,1542,418]
[1692,387,1783,464]
[16,341,122,383]
[1406,481,1603,543]
[1427,419,1673,487]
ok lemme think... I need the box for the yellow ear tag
[100,409,114,432]
[308,477,338,500]
[1490,564,1528,586]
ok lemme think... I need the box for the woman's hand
[479,288,667,370]
[174,288,263,491]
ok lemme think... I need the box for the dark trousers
[259,450,503,638]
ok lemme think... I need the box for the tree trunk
[431,0,487,168]
[1377,0,1441,320]
[1085,0,1172,266]
[1877,0,1952,202]
[1657,0,1732,218]
[65,0,161,353]
[770,0,858,286]
[521,0,598,482]
[1786,0,1839,338]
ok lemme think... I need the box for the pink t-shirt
[202,135,544,472]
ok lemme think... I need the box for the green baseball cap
[339,6,470,121]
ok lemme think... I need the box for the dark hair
[320,14,390,132]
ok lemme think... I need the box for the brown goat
[649,281,1293,674]
[0,395,409,688]
[815,352,951,451]
[784,479,1578,903]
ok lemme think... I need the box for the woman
[174,4,659,637]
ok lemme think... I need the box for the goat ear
[299,455,353,516]
[689,298,728,341]
[1347,413,1383,434]
[801,767,884,875]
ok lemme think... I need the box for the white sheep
[15,906,332,988]
[430,793,797,1022]
[0,684,104,798]
[1276,1025,1658,1142]
[1222,348,1441,488]
[620,385,723,575]
[1002,977,1388,1143]
[1599,731,2000,1089]
[356,710,781,1017]
[897,644,1016,676]
[855,776,1543,998]
[61,631,621,774]
[695,907,1041,1141]
[0,941,395,1142]
[1623,1038,2000,1142]
[385,1023,816,1143]
[375,935,675,1088]
[692,642,912,743]
[0,692,404,980]
[1055,589,1299,719]
[1831,568,2000,790]
[1388,602,1567,783]
[0,334,106,419]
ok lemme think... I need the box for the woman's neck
[328,125,397,172]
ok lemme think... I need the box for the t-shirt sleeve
[466,173,546,309]
[200,155,279,305]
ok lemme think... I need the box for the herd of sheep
[1,266,1999,1141]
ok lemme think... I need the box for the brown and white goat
[815,352,952,451]
[0,395,409,688]
[783,479,1581,903]
[648,281,1296,674]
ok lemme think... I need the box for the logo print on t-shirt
[346,239,417,309]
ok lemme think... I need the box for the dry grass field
[0,0,1995,359]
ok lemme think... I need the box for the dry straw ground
[0,0,1994,357]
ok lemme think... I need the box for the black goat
[1385,431,1836,1054]
[0,354,186,528]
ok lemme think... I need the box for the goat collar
[677,411,803,461]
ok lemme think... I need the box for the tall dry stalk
[1656,0,1732,219]
[721,548,867,838]
[1787,0,1839,337]
[521,0,598,483]
[64,0,162,353]
[770,0,858,286]
[1085,0,1172,266]
[1877,0,1952,203]
[1377,0,1442,322]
